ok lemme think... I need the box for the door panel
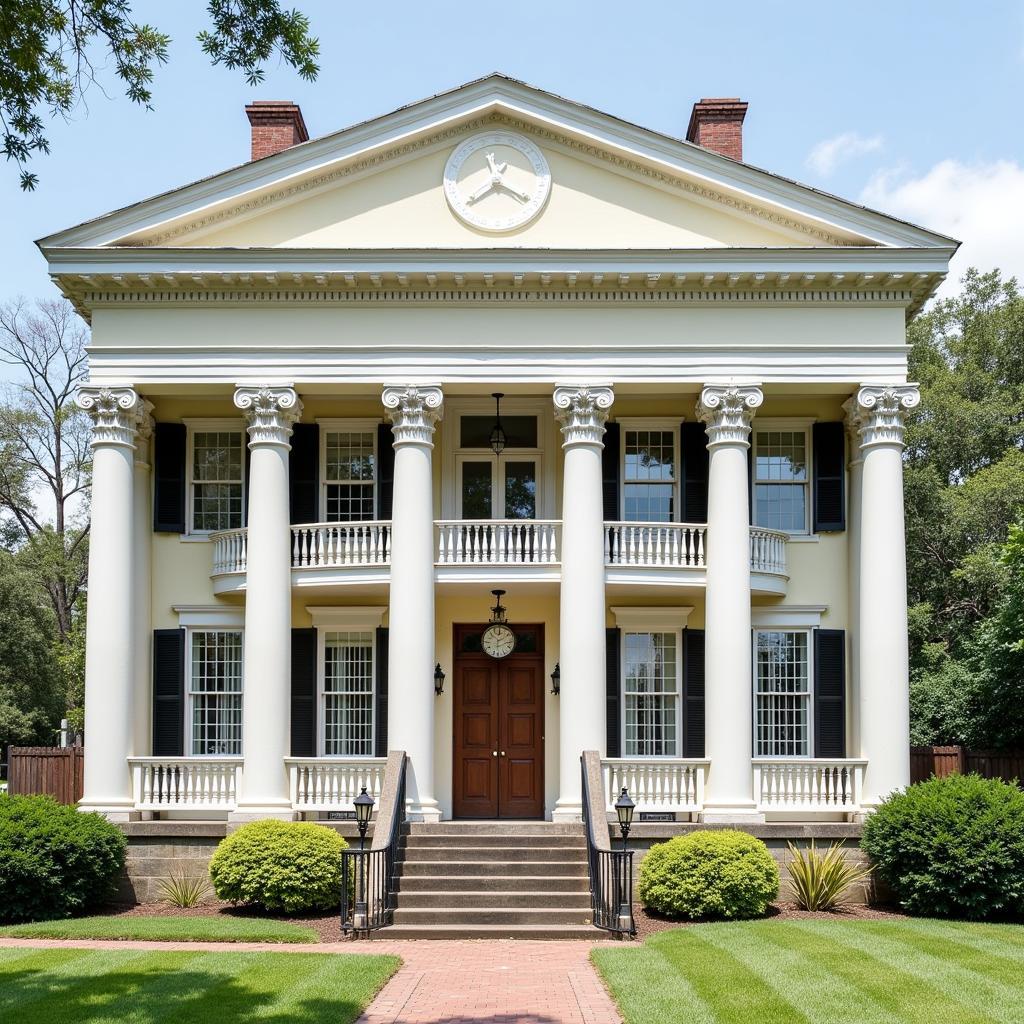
[498,662,544,818]
[453,662,498,818]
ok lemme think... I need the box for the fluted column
[383,385,443,822]
[76,386,143,818]
[697,384,764,820]
[132,401,155,758]
[845,385,920,809]
[232,386,302,819]
[552,384,614,822]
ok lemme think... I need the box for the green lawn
[592,918,1024,1024]
[0,948,399,1023]
[0,915,319,943]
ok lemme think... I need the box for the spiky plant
[157,870,215,908]
[786,840,872,911]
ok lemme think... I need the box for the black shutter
[814,629,846,757]
[377,423,395,519]
[290,628,317,757]
[813,422,846,532]
[153,423,186,533]
[680,422,709,522]
[152,628,185,756]
[375,627,389,757]
[605,627,621,757]
[289,423,319,525]
[683,629,706,758]
[602,421,621,522]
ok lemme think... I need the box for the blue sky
[3,0,1023,301]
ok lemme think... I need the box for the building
[41,75,956,828]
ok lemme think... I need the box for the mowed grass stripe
[863,918,1024,975]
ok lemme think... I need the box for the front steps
[385,821,598,939]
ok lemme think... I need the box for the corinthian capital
[76,386,141,448]
[696,384,764,447]
[233,386,302,447]
[844,385,920,449]
[553,384,614,447]
[382,385,444,446]
[132,399,155,466]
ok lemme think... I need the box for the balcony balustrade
[749,527,788,576]
[601,757,709,814]
[286,757,388,812]
[435,519,560,565]
[604,522,706,568]
[753,758,867,816]
[129,757,242,811]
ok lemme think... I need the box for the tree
[1,1,319,190]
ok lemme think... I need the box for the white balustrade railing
[129,757,242,810]
[211,529,247,574]
[753,759,867,814]
[602,758,709,812]
[292,522,390,568]
[287,758,388,811]
[749,527,788,575]
[435,520,560,565]
[604,522,706,568]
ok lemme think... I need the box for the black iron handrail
[581,755,635,937]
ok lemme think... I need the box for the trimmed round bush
[861,773,1024,920]
[637,829,780,920]
[209,819,347,913]
[0,794,127,923]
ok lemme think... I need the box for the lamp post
[354,786,374,851]
[352,787,374,932]
[613,787,635,934]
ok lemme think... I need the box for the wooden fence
[911,745,1024,785]
[6,746,84,805]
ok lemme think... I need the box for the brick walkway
[0,937,623,1024]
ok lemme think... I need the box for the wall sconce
[434,662,446,696]
[550,662,560,695]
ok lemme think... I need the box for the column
[383,385,443,822]
[845,417,864,758]
[132,402,155,758]
[552,384,614,822]
[75,386,143,818]
[232,386,302,819]
[845,385,920,809]
[697,384,764,821]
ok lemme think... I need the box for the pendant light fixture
[489,392,506,456]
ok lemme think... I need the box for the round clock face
[443,131,551,232]
[481,624,516,659]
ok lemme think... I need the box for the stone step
[401,845,586,863]
[406,822,584,836]
[382,923,602,940]
[399,859,588,877]
[397,890,592,909]
[398,874,590,893]
[392,906,593,926]
[405,833,585,848]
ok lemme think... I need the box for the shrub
[861,773,1024,920]
[637,830,779,920]
[209,819,347,913]
[786,841,872,911]
[0,794,126,923]
[157,869,214,908]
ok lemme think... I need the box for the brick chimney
[686,98,748,161]
[245,101,309,161]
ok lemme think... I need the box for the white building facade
[42,77,956,824]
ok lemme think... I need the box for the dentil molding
[76,386,142,447]
[233,386,302,446]
[553,384,615,447]
[844,384,920,449]
[696,385,764,447]
[382,385,444,446]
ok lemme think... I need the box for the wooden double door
[452,626,545,819]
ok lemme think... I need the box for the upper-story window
[188,629,243,756]
[753,425,810,533]
[188,424,245,533]
[623,630,681,756]
[455,413,541,520]
[323,428,376,522]
[754,629,811,757]
[621,423,678,523]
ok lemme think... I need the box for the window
[322,631,375,756]
[323,430,376,522]
[188,630,243,755]
[754,630,811,757]
[753,428,809,533]
[623,427,677,523]
[190,429,244,532]
[623,631,680,756]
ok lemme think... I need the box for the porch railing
[601,758,708,814]
[604,522,706,568]
[753,758,867,814]
[129,757,243,811]
[211,529,247,574]
[435,520,560,565]
[292,522,391,568]
[287,758,388,811]
[749,527,788,575]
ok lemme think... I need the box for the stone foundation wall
[118,824,226,904]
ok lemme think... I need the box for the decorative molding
[306,605,387,629]
[750,605,828,628]
[132,399,155,466]
[553,384,614,447]
[611,606,694,630]
[173,604,246,628]
[696,384,764,447]
[382,385,444,446]
[76,386,141,447]
[844,384,920,449]
[233,386,302,446]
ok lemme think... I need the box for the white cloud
[860,159,1024,295]
[806,132,883,176]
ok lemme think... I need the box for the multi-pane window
[623,430,676,522]
[191,431,244,532]
[189,630,243,756]
[323,631,374,756]
[623,631,679,756]
[324,431,376,522]
[754,630,811,757]
[754,430,809,532]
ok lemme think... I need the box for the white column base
[406,799,442,824]
[552,800,584,823]
[78,799,140,822]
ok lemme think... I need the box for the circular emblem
[443,131,551,232]
[481,623,516,659]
